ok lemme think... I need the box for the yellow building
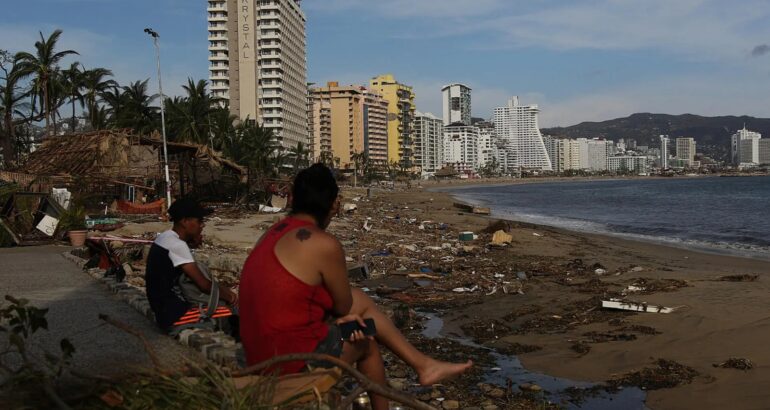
[308,82,389,168]
[369,74,416,167]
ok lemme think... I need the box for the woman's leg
[340,338,388,410]
[348,288,472,385]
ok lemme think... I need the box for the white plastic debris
[363,220,372,232]
[532,232,542,237]
[595,268,607,275]
[452,285,479,293]
[342,203,358,212]
[602,298,677,314]
[258,205,282,213]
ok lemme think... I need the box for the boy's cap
[167,198,213,222]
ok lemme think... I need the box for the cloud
[305,0,505,18]
[537,73,770,127]
[309,0,770,62]
[751,44,770,57]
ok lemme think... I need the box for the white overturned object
[258,205,282,213]
[36,215,59,236]
[343,203,357,212]
[602,298,677,314]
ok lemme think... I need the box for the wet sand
[379,185,770,410]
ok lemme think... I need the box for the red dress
[239,217,333,374]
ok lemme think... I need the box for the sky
[2,0,770,127]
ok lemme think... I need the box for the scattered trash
[258,205,282,213]
[609,359,699,390]
[452,285,479,293]
[458,231,475,242]
[713,358,753,371]
[490,230,513,246]
[602,298,678,314]
[630,266,645,272]
[532,232,542,237]
[343,203,358,213]
[347,265,369,281]
[594,268,607,275]
[516,272,528,281]
[362,219,372,232]
[717,274,759,282]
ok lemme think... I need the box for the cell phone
[339,318,377,339]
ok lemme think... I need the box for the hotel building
[676,137,696,166]
[308,82,389,169]
[207,0,308,149]
[370,74,416,168]
[731,126,762,165]
[443,125,479,174]
[493,96,552,171]
[442,83,472,126]
[414,112,444,174]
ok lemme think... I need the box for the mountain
[541,113,770,161]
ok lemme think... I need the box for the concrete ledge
[62,251,242,369]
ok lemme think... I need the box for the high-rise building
[370,74,416,168]
[759,139,770,165]
[607,156,648,174]
[731,126,762,165]
[542,135,562,172]
[308,82,389,168]
[442,83,472,126]
[207,0,308,150]
[476,121,498,169]
[676,137,696,166]
[414,112,444,174]
[443,125,479,174]
[659,135,670,168]
[492,97,552,171]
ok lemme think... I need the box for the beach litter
[601,298,678,314]
[458,231,475,241]
[343,203,358,213]
[609,359,699,390]
[713,358,754,371]
[717,274,759,282]
[490,230,513,246]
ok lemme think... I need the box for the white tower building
[414,111,444,174]
[493,97,552,171]
[442,83,472,126]
[659,135,670,168]
[207,0,308,150]
[731,126,762,165]
[443,125,479,174]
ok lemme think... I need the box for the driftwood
[235,353,437,410]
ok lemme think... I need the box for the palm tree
[118,79,158,133]
[14,29,78,137]
[99,85,125,129]
[165,78,216,143]
[289,141,310,171]
[208,106,237,151]
[81,67,115,128]
[1,51,30,166]
[61,62,84,132]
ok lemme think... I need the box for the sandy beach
[107,181,770,409]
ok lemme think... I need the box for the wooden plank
[232,368,342,405]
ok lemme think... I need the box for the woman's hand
[336,314,373,343]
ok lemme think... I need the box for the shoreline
[427,177,770,263]
[361,187,770,409]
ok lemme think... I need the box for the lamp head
[144,28,159,38]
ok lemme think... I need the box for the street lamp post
[144,28,172,207]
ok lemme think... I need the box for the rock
[519,383,543,392]
[631,266,644,272]
[488,388,506,398]
[443,400,460,409]
[388,378,406,390]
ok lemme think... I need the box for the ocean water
[440,176,770,260]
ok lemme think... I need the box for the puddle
[421,312,648,410]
